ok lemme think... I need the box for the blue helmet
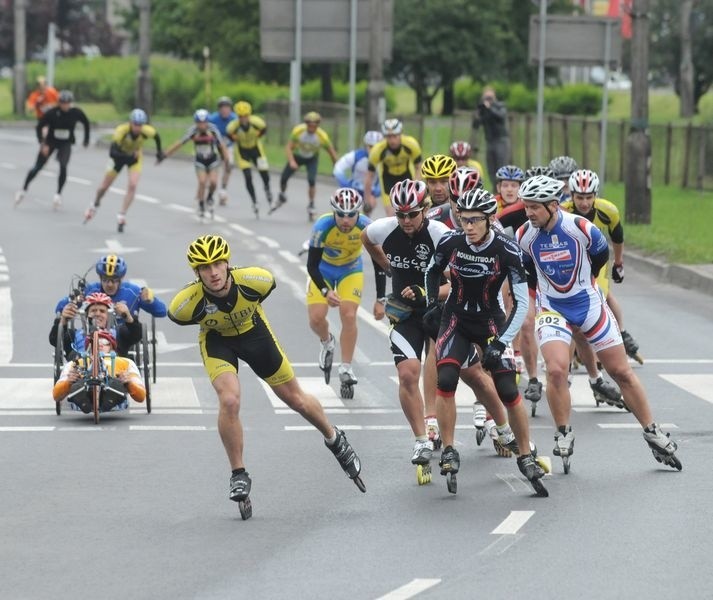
[96,254,127,279]
[495,165,525,182]
[129,108,148,125]
[194,109,210,122]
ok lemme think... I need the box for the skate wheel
[340,383,354,399]
[475,428,486,446]
[238,497,252,520]
[353,475,367,493]
[446,472,457,494]
[562,456,570,474]
[532,478,549,497]
[536,455,552,475]
[416,464,432,485]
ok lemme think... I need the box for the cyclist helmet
[304,111,321,123]
[96,255,127,279]
[381,118,403,136]
[217,96,232,108]
[129,108,148,125]
[548,155,579,180]
[569,169,600,195]
[518,175,564,203]
[58,89,74,103]
[235,101,252,117]
[421,154,457,179]
[449,141,471,160]
[329,188,363,213]
[194,109,210,123]
[389,179,428,212]
[85,292,113,308]
[448,166,482,201]
[525,165,555,180]
[456,188,498,215]
[85,330,117,351]
[495,165,525,182]
[187,235,231,269]
[363,130,383,147]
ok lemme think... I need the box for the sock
[325,427,337,446]
[231,467,245,477]
[588,374,601,385]
[416,434,428,442]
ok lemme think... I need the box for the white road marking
[166,203,195,213]
[598,423,678,429]
[66,175,91,185]
[389,375,475,407]
[135,193,160,204]
[278,250,301,264]
[153,331,198,354]
[130,425,207,431]
[659,374,713,405]
[0,287,13,364]
[491,510,535,535]
[229,223,254,236]
[374,578,441,600]
[256,236,280,249]
[259,377,345,408]
[0,426,56,432]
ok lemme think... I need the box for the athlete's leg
[195,168,208,203]
[119,168,141,215]
[308,302,330,343]
[22,147,51,190]
[338,300,358,364]
[540,339,572,428]
[521,296,539,380]
[459,363,507,424]
[422,342,437,417]
[597,344,652,426]
[56,144,72,193]
[94,170,118,204]
[212,371,245,469]
[270,377,335,438]
[242,168,257,205]
[279,162,296,193]
[397,358,428,437]
[206,167,219,201]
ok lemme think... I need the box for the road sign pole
[289,0,303,125]
[535,0,547,165]
[348,0,357,149]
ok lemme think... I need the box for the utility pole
[13,0,27,116]
[365,0,385,130]
[679,0,694,118]
[624,0,651,224]
[136,0,153,114]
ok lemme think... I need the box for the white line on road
[135,193,161,204]
[256,236,280,249]
[491,511,535,535]
[598,423,678,429]
[659,374,713,405]
[130,425,208,431]
[167,203,195,213]
[374,579,441,600]
[66,175,92,185]
[0,287,14,364]
[0,426,56,432]
[278,250,301,264]
[230,223,254,236]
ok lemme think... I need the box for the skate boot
[524,379,543,417]
[218,188,228,206]
[268,191,287,214]
[411,439,433,485]
[338,364,357,399]
[53,193,62,209]
[590,376,627,410]
[514,351,524,385]
[307,201,316,222]
[553,426,575,474]
[206,195,215,219]
[14,190,26,207]
[643,424,682,471]
[229,471,253,520]
[439,446,460,494]
[83,203,99,224]
[117,213,126,233]
[318,333,335,384]
[485,418,510,457]
[473,402,487,446]
[621,330,644,364]
[266,189,273,208]
[325,427,366,492]
[495,423,520,456]
[517,453,549,497]
[252,200,260,219]
[425,415,441,450]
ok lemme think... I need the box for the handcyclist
[85,108,165,232]
[208,96,236,205]
[225,101,273,217]
[168,235,366,507]
[307,188,386,396]
[161,109,229,219]
[53,330,146,413]
[516,175,681,472]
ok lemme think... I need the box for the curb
[624,250,713,297]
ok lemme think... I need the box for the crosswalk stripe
[659,374,713,406]
[258,377,345,408]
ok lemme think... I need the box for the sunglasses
[395,210,422,220]
[459,215,488,225]
[335,210,359,218]
[101,277,121,284]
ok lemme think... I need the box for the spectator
[26,75,59,121]
[472,86,510,188]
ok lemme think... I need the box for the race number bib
[54,129,70,140]
[534,310,570,346]
[535,311,564,332]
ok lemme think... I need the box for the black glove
[612,263,624,283]
[409,285,427,307]
[422,303,442,340]
[156,151,166,164]
[481,339,506,372]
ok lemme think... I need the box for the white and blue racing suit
[333,147,381,197]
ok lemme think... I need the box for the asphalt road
[1,129,712,600]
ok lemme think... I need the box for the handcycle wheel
[141,323,152,414]
[54,321,64,415]
[151,316,157,384]
[91,330,101,424]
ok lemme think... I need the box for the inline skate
[318,334,335,384]
[229,471,253,520]
[517,453,549,497]
[268,191,288,214]
[643,425,682,471]
[524,379,543,417]
[473,402,487,446]
[591,377,628,410]
[621,330,644,365]
[553,426,575,474]
[325,427,366,492]
[439,445,460,494]
[411,439,433,485]
[338,364,357,399]
[425,415,442,450]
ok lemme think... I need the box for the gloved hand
[422,303,442,340]
[408,285,427,307]
[482,339,506,372]
[156,151,166,164]
[612,263,624,283]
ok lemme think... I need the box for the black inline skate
[621,330,644,365]
[325,427,366,492]
[318,334,335,384]
[643,425,682,471]
[591,376,628,410]
[411,439,433,485]
[439,445,460,494]
[524,379,543,417]
[338,365,357,399]
[517,453,549,497]
[229,471,253,520]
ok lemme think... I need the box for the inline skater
[208,97,236,206]
[562,169,643,364]
[361,180,451,483]
[306,188,386,398]
[84,108,164,232]
[424,188,548,496]
[449,140,484,178]
[168,235,366,518]
[226,101,273,217]
[161,109,229,220]
[333,130,383,199]
[15,90,90,209]
[363,119,422,217]
[516,175,682,473]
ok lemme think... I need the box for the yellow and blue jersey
[309,213,371,268]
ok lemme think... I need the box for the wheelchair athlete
[53,330,146,413]
[50,292,142,358]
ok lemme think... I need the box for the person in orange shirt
[26,76,59,120]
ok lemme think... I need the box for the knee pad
[437,363,460,396]
[493,370,520,406]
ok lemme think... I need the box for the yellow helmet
[234,101,252,117]
[187,235,231,269]
[421,154,457,179]
[304,111,321,123]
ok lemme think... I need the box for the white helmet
[363,130,383,146]
[381,118,403,135]
[518,175,564,203]
[456,188,498,215]
[568,169,600,195]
